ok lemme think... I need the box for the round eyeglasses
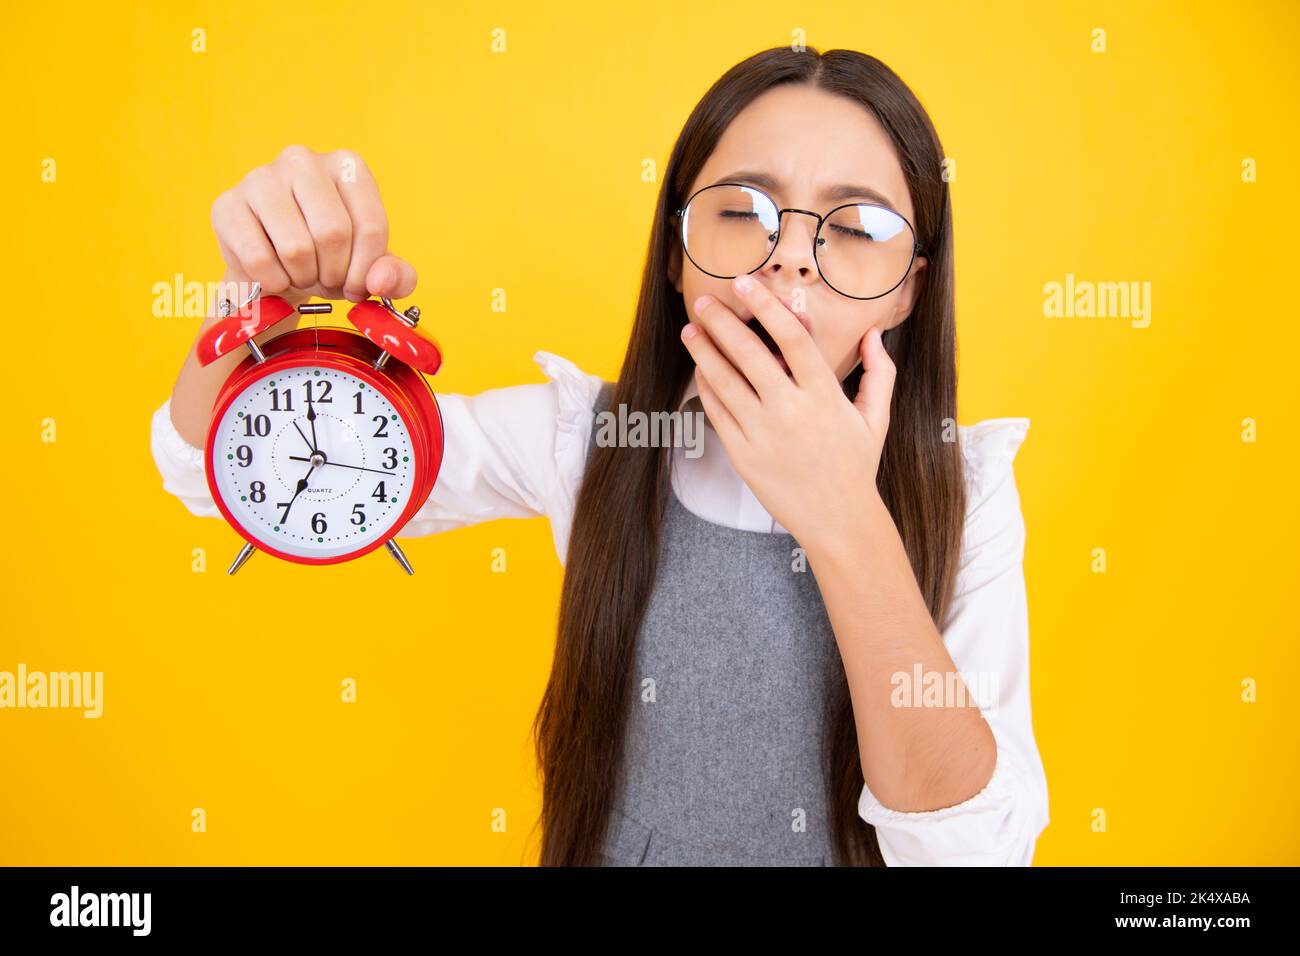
[674,182,923,300]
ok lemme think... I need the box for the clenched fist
[210,145,416,304]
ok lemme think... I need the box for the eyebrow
[710,170,900,212]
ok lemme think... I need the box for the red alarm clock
[196,285,444,575]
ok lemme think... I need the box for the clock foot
[227,542,256,575]
[384,539,414,575]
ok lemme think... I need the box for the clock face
[211,365,418,559]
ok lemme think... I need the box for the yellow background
[3,0,1296,865]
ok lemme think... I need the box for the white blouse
[150,348,1050,867]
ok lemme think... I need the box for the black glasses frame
[674,181,925,301]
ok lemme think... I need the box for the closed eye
[828,223,874,241]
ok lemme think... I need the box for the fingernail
[733,275,753,293]
[682,323,698,340]
[693,294,714,315]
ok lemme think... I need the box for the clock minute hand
[306,393,320,452]
[287,455,393,477]
[292,420,315,454]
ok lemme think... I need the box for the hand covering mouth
[744,316,792,373]
[744,316,782,354]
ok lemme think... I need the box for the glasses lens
[681,184,779,278]
[816,205,916,299]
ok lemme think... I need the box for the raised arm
[152,147,608,561]
[166,145,418,450]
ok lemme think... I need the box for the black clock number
[373,415,389,438]
[351,504,366,526]
[371,481,386,502]
[236,445,253,467]
[303,379,333,404]
[243,414,271,437]
[382,447,397,470]
[270,388,294,411]
[312,512,328,534]
[353,391,364,414]
[249,480,266,503]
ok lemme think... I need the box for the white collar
[668,373,786,532]
[675,375,721,435]
[675,374,702,415]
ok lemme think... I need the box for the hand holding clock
[211,145,419,306]
[178,145,444,572]
[170,144,421,452]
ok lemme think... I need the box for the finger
[694,366,747,450]
[285,152,353,294]
[680,320,760,428]
[214,235,249,285]
[212,191,293,294]
[324,151,389,302]
[853,326,896,432]
[691,293,787,400]
[366,253,418,299]
[242,166,319,290]
[731,276,833,390]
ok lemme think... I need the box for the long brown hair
[531,46,965,866]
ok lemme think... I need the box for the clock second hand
[288,455,393,477]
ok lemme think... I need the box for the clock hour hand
[276,460,318,524]
[288,455,393,477]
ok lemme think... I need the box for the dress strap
[584,381,616,472]
[594,380,615,417]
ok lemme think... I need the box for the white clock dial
[212,366,417,559]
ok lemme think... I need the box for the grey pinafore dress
[588,382,844,866]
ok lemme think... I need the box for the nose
[760,209,819,281]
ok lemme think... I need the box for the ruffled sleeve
[149,397,221,518]
[857,417,1051,866]
[384,350,606,563]
[529,350,608,558]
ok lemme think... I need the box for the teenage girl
[152,46,1049,866]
